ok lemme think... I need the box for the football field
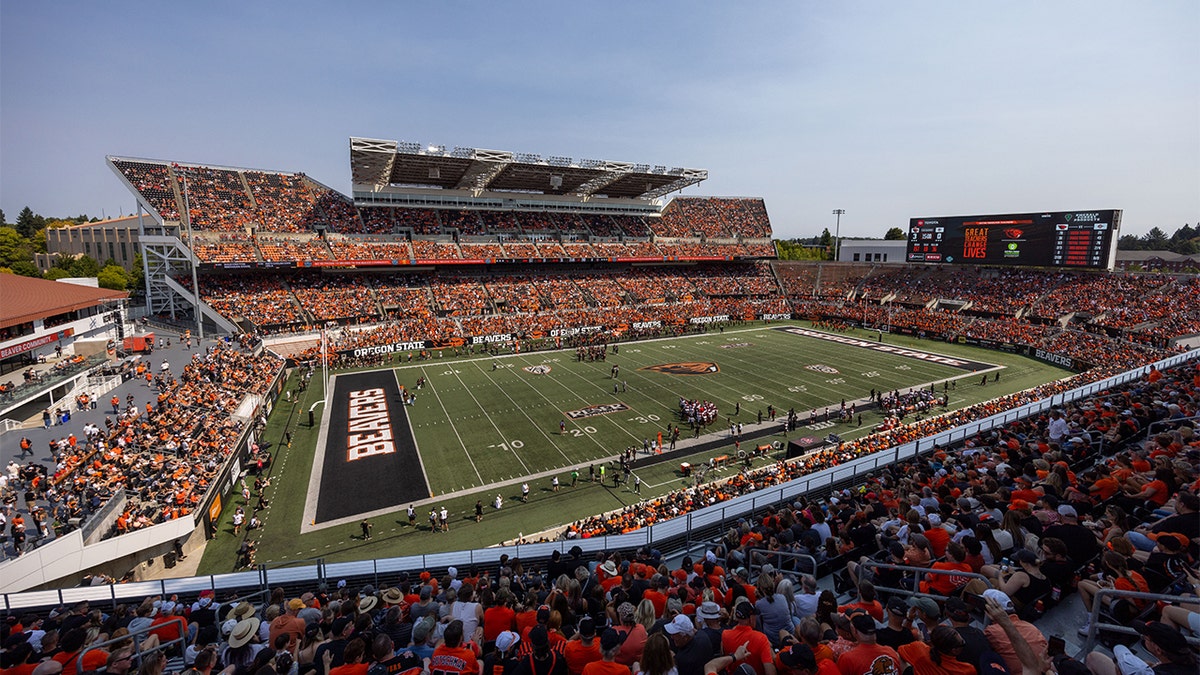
[197,322,1068,572]
[402,324,987,494]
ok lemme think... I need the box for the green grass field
[196,322,1071,574]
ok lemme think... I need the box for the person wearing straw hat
[222,617,264,672]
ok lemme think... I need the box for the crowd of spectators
[183,167,257,232]
[395,209,442,235]
[189,236,258,264]
[440,211,486,236]
[17,358,1191,675]
[197,276,305,329]
[5,342,282,551]
[652,198,773,239]
[257,238,335,263]
[289,277,380,324]
[1029,274,1170,321]
[411,241,463,261]
[327,238,413,262]
[112,161,180,220]
[300,189,362,233]
[244,172,319,234]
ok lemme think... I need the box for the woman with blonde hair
[635,599,657,631]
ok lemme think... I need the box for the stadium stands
[4,355,1195,675]
[35,154,1191,675]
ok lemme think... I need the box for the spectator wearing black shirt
[942,599,990,673]
[875,598,917,651]
[1127,490,1199,552]
[1042,505,1100,566]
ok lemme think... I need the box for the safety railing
[78,617,186,675]
[2,348,1197,609]
[860,560,992,600]
[1076,587,1200,660]
[747,548,818,578]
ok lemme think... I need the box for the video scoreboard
[906,210,1121,270]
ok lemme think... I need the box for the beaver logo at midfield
[641,362,720,375]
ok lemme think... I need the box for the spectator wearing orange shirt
[838,582,884,623]
[563,618,602,675]
[270,598,308,655]
[431,620,482,675]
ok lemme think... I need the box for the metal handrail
[2,348,1196,611]
[1146,413,1200,437]
[1075,587,1200,660]
[78,616,186,674]
[747,548,818,578]
[860,560,992,597]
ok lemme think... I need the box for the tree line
[0,206,141,291]
[1117,224,1199,255]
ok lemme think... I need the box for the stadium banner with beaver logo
[641,362,720,375]
[315,370,428,523]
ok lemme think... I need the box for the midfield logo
[805,364,839,374]
[523,365,552,374]
[641,362,720,375]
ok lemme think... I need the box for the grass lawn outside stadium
[196,321,1071,574]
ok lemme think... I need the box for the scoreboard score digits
[906,210,1121,270]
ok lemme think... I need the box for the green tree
[0,208,6,227]
[884,227,905,240]
[44,267,71,280]
[1142,227,1169,250]
[69,255,101,278]
[130,253,146,291]
[773,240,828,261]
[97,264,130,291]
[819,228,833,248]
[1118,234,1143,251]
[0,226,37,275]
[15,206,44,239]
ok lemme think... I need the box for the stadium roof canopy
[350,138,708,201]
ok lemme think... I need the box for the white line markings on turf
[419,366,485,484]
[445,364,532,474]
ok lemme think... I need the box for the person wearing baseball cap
[980,590,1046,675]
[486,631,522,675]
[875,598,917,651]
[720,600,775,675]
[665,614,715,675]
[776,642,834,675]
[837,614,900,675]
[941,598,989,673]
[1084,621,1196,675]
[561,617,600,675]
[582,629,628,675]
[1043,504,1101,565]
[269,599,307,655]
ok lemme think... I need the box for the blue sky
[1,2,1196,239]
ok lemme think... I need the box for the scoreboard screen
[905,210,1121,270]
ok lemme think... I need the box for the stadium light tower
[832,209,846,261]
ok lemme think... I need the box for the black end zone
[315,370,428,523]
